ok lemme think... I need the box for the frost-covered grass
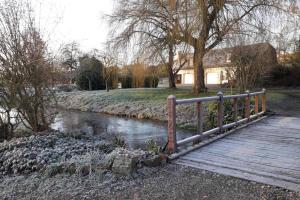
[55,87,300,129]
[266,89,300,116]
[78,88,214,102]
[55,88,214,127]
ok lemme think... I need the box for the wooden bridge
[166,90,300,192]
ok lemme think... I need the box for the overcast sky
[31,0,300,55]
[32,0,113,53]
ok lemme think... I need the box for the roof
[176,43,277,69]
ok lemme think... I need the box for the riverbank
[55,88,300,129]
[55,88,208,128]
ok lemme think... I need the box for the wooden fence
[167,89,266,155]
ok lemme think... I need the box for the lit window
[226,53,231,63]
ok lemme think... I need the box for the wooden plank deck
[175,116,300,192]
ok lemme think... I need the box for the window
[226,53,231,63]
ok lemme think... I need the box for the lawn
[97,88,215,101]
[108,87,300,116]
[266,89,300,117]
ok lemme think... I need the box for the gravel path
[0,164,299,200]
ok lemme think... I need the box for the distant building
[175,43,277,85]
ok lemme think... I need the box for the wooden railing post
[262,88,266,113]
[254,95,259,114]
[233,97,238,123]
[217,91,224,134]
[245,90,251,121]
[194,102,203,144]
[196,102,203,135]
[167,95,177,154]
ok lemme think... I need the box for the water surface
[51,110,193,149]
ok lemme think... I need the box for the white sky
[31,0,113,53]
[31,0,300,55]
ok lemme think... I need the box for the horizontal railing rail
[167,89,266,154]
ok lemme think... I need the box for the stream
[51,110,193,149]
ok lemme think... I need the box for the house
[175,43,278,85]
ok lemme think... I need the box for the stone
[137,113,144,119]
[98,154,114,170]
[45,163,64,177]
[65,163,77,175]
[112,154,136,176]
[108,148,147,176]
[77,165,90,176]
[143,155,164,167]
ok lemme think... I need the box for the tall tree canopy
[109,0,299,94]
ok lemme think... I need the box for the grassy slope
[98,88,214,101]
[267,89,300,117]
[56,88,300,128]
[56,88,217,129]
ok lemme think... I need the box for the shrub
[207,100,238,130]
[75,56,105,90]
[112,136,126,148]
[144,76,159,88]
[0,124,9,142]
[119,75,133,88]
[105,66,119,89]
[146,139,161,154]
[269,64,300,87]
[207,97,257,131]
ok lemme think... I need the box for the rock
[108,148,147,176]
[77,165,90,176]
[65,163,77,175]
[96,142,114,153]
[112,154,136,176]
[45,163,64,177]
[99,150,118,170]
[137,113,144,119]
[143,154,164,167]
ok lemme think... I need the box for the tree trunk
[193,47,206,94]
[88,79,92,91]
[168,64,176,88]
[167,43,176,89]
[106,79,109,92]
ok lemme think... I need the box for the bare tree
[173,0,300,93]
[61,41,81,71]
[225,42,277,92]
[0,0,55,133]
[109,0,299,94]
[95,48,120,92]
[108,0,189,89]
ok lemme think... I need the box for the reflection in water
[51,110,193,149]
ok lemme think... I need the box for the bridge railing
[167,89,266,154]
